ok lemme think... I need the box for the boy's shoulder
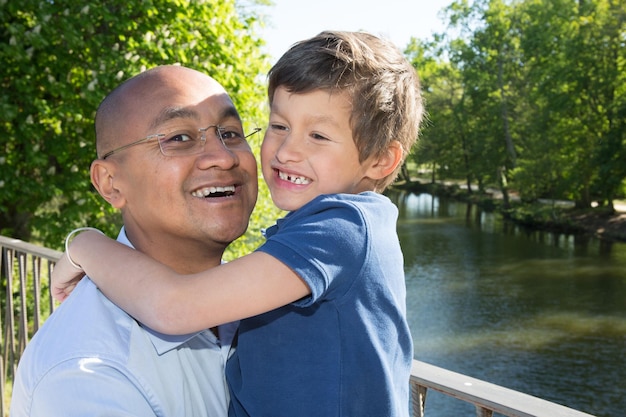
[274,192,395,231]
[301,192,392,213]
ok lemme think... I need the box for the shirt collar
[115,227,216,354]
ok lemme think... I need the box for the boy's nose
[274,132,302,163]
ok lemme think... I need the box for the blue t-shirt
[226,192,412,417]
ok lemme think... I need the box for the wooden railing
[0,235,597,417]
[0,235,61,416]
[410,360,596,417]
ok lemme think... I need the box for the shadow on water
[389,190,626,417]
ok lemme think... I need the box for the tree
[574,0,626,210]
[411,0,626,209]
[0,0,275,253]
[415,0,525,202]
[514,0,626,208]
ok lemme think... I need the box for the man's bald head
[94,65,226,158]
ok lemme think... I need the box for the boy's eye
[311,133,329,141]
[269,123,289,132]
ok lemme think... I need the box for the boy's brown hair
[268,30,424,191]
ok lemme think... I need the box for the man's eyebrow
[219,106,243,123]
[148,105,242,130]
[149,107,200,130]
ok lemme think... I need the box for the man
[10,65,258,416]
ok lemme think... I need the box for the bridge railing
[0,235,61,416]
[409,360,596,417]
[0,235,596,417]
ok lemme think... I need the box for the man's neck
[119,226,226,274]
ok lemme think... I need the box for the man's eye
[164,133,194,143]
[219,129,245,140]
[217,127,247,146]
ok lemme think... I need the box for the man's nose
[195,133,239,169]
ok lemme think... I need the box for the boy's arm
[52,230,310,334]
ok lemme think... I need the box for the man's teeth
[278,171,311,185]
[192,185,236,198]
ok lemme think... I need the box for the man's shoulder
[19,278,135,370]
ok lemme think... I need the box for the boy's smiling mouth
[277,169,311,185]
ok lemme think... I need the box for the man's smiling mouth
[191,185,236,198]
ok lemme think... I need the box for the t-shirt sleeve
[257,199,368,307]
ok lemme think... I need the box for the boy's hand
[51,253,86,302]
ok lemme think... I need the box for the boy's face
[261,86,378,211]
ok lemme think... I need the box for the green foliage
[224,180,283,261]
[408,0,626,209]
[0,0,273,251]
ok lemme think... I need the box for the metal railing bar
[410,360,596,417]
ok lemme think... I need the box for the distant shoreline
[391,180,626,243]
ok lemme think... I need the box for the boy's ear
[366,140,404,179]
[90,159,126,209]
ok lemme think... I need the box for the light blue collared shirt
[10,228,238,417]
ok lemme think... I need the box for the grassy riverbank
[392,180,626,243]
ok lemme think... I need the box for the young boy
[53,31,424,416]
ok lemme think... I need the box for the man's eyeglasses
[101,125,262,159]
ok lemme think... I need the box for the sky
[258,0,453,63]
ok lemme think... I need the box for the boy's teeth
[192,185,235,197]
[278,171,311,185]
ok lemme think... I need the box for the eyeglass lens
[158,126,259,156]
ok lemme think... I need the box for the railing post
[0,246,6,417]
[33,255,43,332]
[2,247,17,416]
[476,405,494,417]
[48,262,57,315]
[17,251,29,356]
[410,382,427,417]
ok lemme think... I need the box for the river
[391,190,626,417]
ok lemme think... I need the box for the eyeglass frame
[101,125,262,159]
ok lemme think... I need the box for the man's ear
[90,159,125,209]
[366,140,404,180]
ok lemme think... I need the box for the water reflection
[391,191,626,417]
